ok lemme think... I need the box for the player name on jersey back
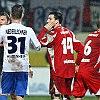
[6,29,27,35]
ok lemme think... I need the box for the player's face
[0,15,9,27]
[47,14,58,28]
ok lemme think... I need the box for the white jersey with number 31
[0,23,41,72]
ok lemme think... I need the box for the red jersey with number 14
[38,26,84,78]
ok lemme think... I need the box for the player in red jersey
[37,11,84,100]
[72,18,100,100]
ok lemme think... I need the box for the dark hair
[11,4,24,20]
[0,12,10,21]
[97,18,100,29]
[49,11,63,24]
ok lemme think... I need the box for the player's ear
[10,14,12,18]
[8,20,10,24]
[55,19,59,24]
[21,13,24,19]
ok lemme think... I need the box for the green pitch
[8,96,97,100]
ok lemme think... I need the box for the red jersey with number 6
[79,30,100,71]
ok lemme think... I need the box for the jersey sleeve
[37,27,48,47]
[37,27,48,41]
[72,32,84,65]
[75,44,84,65]
[29,28,41,50]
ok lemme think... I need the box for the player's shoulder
[0,25,7,29]
[20,24,33,31]
[88,30,100,37]
[63,27,74,35]
[0,25,8,32]
[25,26,33,30]
[10,23,33,30]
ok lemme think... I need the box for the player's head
[97,18,100,29]
[10,4,24,20]
[0,12,10,27]
[47,11,63,24]
[47,11,63,28]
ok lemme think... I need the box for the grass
[8,96,98,100]
[8,96,51,100]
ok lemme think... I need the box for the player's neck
[12,19,21,24]
[98,29,100,31]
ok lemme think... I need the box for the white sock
[63,98,68,100]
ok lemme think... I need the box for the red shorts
[49,74,73,95]
[72,68,100,97]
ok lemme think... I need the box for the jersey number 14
[61,37,73,54]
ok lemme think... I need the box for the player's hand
[44,22,55,31]
[29,67,33,78]
[75,64,79,73]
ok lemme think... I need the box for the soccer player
[0,4,41,100]
[72,18,100,100]
[0,11,33,100]
[0,12,10,100]
[37,11,84,100]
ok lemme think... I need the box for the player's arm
[28,65,33,78]
[75,64,79,73]
[30,28,41,51]
[75,43,84,66]
[37,22,55,46]
[37,27,48,41]
[72,32,84,66]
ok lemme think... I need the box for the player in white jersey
[0,4,41,100]
[0,11,33,100]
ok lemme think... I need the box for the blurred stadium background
[0,0,100,99]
